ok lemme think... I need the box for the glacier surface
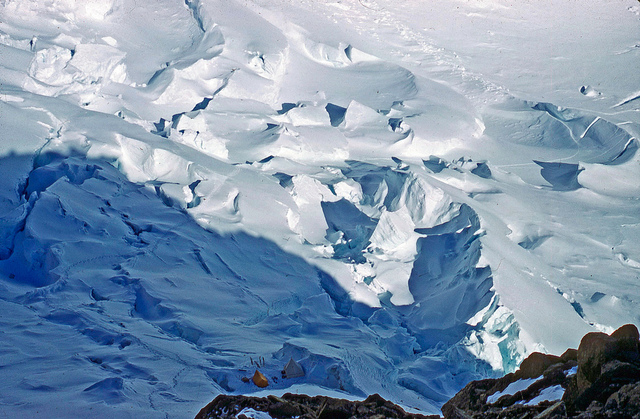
[0,0,639,417]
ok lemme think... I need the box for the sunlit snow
[524,385,565,406]
[486,376,542,404]
[0,0,638,417]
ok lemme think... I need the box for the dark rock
[576,324,639,389]
[443,324,640,419]
[610,324,640,342]
[564,324,640,413]
[569,360,640,411]
[586,399,604,414]
[515,352,564,380]
[441,378,499,416]
[560,348,578,363]
[441,406,473,419]
[576,332,618,386]
[195,393,439,419]
[544,361,576,381]
[611,325,640,364]
[442,362,568,418]
[535,401,566,419]
[605,381,640,414]
[268,400,303,417]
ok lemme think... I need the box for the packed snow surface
[237,408,274,419]
[486,376,542,404]
[524,385,565,406]
[0,0,639,417]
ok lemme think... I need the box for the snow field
[0,0,639,417]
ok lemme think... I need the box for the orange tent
[252,370,268,388]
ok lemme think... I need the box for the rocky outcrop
[564,323,640,415]
[195,393,440,419]
[442,324,640,419]
[195,324,640,419]
[441,351,575,418]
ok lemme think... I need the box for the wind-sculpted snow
[0,0,639,417]
[533,161,582,192]
[0,153,501,416]
[484,99,635,168]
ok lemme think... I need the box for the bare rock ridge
[195,393,440,419]
[442,323,640,419]
[195,324,640,418]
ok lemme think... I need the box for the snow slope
[0,0,638,417]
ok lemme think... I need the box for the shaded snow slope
[0,0,638,417]
[0,152,494,417]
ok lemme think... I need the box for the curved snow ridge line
[162,95,432,165]
[483,95,639,194]
[530,102,635,163]
[139,28,424,135]
[486,98,636,164]
[284,23,380,68]
[171,1,438,119]
[613,90,640,108]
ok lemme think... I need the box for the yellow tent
[252,370,268,388]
